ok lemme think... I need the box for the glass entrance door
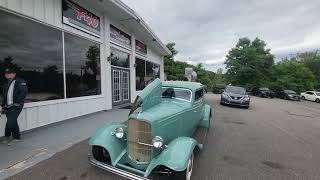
[112,67,130,106]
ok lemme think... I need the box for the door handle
[193,110,197,112]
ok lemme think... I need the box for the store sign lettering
[62,0,101,37]
[74,5,99,28]
[135,40,147,55]
[110,25,131,49]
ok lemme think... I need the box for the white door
[112,70,121,103]
[112,67,131,106]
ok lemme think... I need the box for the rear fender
[199,104,212,128]
[89,122,127,166]
[144,137,200,177]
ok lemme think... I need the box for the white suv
[301,91,320,103]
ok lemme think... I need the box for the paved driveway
[6,94,320,180]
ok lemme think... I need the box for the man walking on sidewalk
[1,68,28,146]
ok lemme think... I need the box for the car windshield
[259,88,270,91]
[216,84,226,89]
[284,90,296,94]
[161,87,191,102]
[225,86,246,95]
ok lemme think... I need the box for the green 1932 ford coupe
[89,79,213,180]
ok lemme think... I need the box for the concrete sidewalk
[0,108,129,180]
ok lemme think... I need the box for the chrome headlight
[152,136,163,149]
[243,96,250,101]
[114,127,124,139]
[222,94,229,99]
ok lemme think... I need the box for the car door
[305,92,311,100]
[307,92,314,101]
[193,88,204,126]
[310,92,317,101]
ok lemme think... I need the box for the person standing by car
[1,68,28,146]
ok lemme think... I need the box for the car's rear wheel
[301,96,305,100]
[172,152,194,180]
[92,145,110,163]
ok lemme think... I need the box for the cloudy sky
[121,0,320,72]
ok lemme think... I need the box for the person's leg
[4,118,11,138]
[11,107,22,139]
[2,122,10,143]
[2,111,14,144]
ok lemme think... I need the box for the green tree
[272,60,315,92]
[164,43,178,80]
[225,37,274,90]
[295,51,320,89]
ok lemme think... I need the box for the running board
[88,154,149,180]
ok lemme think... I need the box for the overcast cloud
[122,0,320,72]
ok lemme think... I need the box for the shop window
[64,33,101,98]
[136,58,160,90]
[0,10,64,102]
[110,49,130,68]
[136,58,146,90]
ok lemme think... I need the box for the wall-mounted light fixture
[107,55,111,63]
[134,63,137,68]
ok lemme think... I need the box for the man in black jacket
[1,68,28,145]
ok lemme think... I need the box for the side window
[195,89,204,101]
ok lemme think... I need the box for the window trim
[24,95,104,108]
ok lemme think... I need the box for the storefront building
[0,0,170,136]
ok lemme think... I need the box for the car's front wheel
[316,98,320,103]
[172,152,194,180]
[92,145,110,163]
[301,96,305,100]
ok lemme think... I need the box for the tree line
[225,37,319,93]
[164,38,320,93]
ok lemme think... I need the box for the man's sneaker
[1,137,9,144]
[7,139,20,146]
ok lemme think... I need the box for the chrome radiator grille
[127,120,152,163]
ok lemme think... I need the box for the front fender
[89,122,127,166]
[199,104,212,128]
[144,137,200,177]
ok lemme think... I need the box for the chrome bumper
[88,154,149,180]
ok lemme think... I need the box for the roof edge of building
[111,0,172,56]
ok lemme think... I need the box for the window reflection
[135,58,160,90]
[111,49,130,68]
[0,10,64,102]
[136,58,145,90]
[64,33,101,98]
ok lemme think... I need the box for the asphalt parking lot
[6,94,320,180]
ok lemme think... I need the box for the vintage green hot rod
[89,79,213,180]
